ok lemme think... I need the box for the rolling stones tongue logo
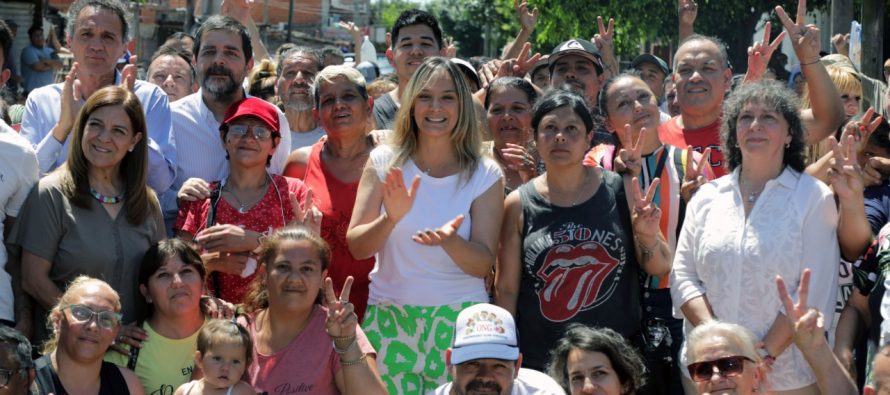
[536,241,619,322]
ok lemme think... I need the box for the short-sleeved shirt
[865,182,890,235]
[242,307,376,395]
[176,174,309,304]
[11,171,163,342]
[657,116,726,177]
[0,126,39,321]
[20,45,56,93]
[105,320,206,395]
[372,92,398,131]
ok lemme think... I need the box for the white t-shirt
[368,145,502,306]
[290,126,326,151]
[430,368,566,395]
[0,122,39,321]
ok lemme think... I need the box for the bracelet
[332,337,357,354]
[758,345,776,367]
[341,353,368,366]
[800,58,821,66]
[636,235,658,261]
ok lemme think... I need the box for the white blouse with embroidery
[671,168,839,391]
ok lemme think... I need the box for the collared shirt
[20,72,176,193]
[164,90,291,217]
[671,167,838,391]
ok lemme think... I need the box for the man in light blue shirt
[19,0,175,193]
[20,26,61,95]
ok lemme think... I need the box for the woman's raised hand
[383,168,420,224]
[412,214,464,246]
[615,124,645,176]
[324,276,357,339]
[776,0,821,64]
[630,177,662,239]
[501,143,537,181]
[288,189,322,235]
[776,269,825,353]
[828,135,865,202]
[680,147,711,202]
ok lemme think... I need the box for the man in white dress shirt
[167,15,290,231]
[19,0,176,193]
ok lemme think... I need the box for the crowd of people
[0,0,889,394]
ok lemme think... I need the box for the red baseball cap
[221,97,281,135]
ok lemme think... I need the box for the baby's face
[199,343,248,389]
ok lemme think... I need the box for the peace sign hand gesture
[288,188,322,235]
[631,177,662,240]
[776,269,825,354]
[681,147,710,202]
[746,22,787,81]
[839,107,885,156]
[615,125,646,177]
[383,168,420,224]
[592,16,614,55]
[828,135,865,203]
[324,276,357,339]
[776,0,821,64]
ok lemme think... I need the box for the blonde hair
[389,57,482,179]
[44,276,121,355]
[801,65,862,109]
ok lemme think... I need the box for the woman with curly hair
[546,324,646,395]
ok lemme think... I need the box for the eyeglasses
[687,356,753,382]
[0,367,25,388]
[61,304,122,329]
[227,124,275,141]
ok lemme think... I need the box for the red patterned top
[176,174,310,304]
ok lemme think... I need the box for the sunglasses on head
[61,304,122,329]
[687,355,753,382]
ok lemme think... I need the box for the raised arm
[776,0,845,144]
[592,17,619,80]
[501,0,539,60]
[222,0,271,62]
[678,0,698,42]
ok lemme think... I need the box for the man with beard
[548,39,616,147]
[432,304,565,395]
[167,15,290,232]
[373,9,446,130]
[20,0,176,192]
[276,47,325,151]
[147,44,197,103]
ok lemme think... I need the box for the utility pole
[287,0,294,41]
[861,0,884,79]
[830,0,852,43]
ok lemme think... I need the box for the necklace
[90,187,124,204]
[225,175,269,214]
[739,176,763,204]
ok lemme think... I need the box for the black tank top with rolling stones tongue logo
[515,170,641,370]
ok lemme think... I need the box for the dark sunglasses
[687,355,753,382]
